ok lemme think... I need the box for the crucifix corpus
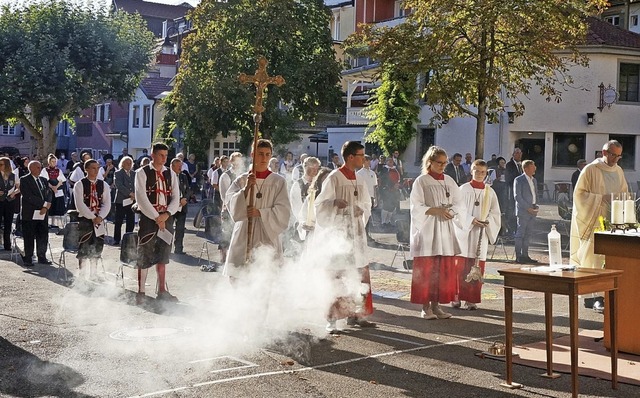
[239,56,285,262]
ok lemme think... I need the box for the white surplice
[409,174,468,259]
[223,172,292,277]
[314,169,371,270]
[455,183,501,261]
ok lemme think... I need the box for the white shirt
[134,165,181,220]
[70,165,104,183]
[526,175,536,205]
[73,179,111,220]
[356,168,377,199]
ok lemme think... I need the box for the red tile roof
[586,16,640,49]
[141,77,172,99]
[113,0,192,20]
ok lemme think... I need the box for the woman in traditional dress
[409,146,467,320]
[40,154,67,229]
[453,160,501,310]
[0,157,18,250]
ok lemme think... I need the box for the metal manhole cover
[109,327,191,341]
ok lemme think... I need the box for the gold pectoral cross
[239,56,285,115]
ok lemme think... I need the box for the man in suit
[113,156,135,246]
[513,160,539,264]
[504,148,523,235]
[20,160,53,266]
[327,153,341,170]
[170,158,190,255]
[571,158,587,190]
[444,153,465,186]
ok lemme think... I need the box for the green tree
[346,0,608,159]
[0,0,155,156]
[365,66,420,156]
[165,0,342,152]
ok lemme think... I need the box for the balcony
[346,107,369,125]
[373,16,407,30]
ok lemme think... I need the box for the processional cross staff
[239,56,285,262]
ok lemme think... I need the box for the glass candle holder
[611,193,624,224]
[624,192,637,224]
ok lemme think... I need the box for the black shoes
[38,258,52,265]
[157,291,179,302]
[516,257,539,264]
[22,256,34,267]
[346,316,376,328]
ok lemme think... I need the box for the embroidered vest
[142,164,172,212]
[80,178,105,213]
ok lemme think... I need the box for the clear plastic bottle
[548,224,562,265]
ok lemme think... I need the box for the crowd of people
[3,138,621,330]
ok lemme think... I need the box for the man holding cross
[222,139,291,279]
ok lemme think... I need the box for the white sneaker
[464,302,478,310]
[421,307,438,320]
[326,321,338,333]
[451,300,461,308]
[431,304,452,319]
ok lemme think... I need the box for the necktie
[89,182,100,213]
[455,166,460,182]
[35,178,44,199]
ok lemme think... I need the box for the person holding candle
[453,160,501,310]
[409,146,467,320]
[289,156,321,241]
[570,140,628,311]
[513,160,539,264]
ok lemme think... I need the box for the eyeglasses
[606,152,623,159]
[432,160,448,166]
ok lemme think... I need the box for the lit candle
[624,199,636,223]
[611,200,624,224]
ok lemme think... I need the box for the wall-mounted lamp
[587,112,595,125]
[507,111,515,124]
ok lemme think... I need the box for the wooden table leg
[541,292,560,379]
[610,289,618,390]
[569,293,579,398]
[500,287,522,389]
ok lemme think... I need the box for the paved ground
[0,201,636,398]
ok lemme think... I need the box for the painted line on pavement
[128,330,522,398]
[188,355,259,374]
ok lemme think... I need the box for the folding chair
[197,215,222,271]
[489,236,512,261]
[10,228,21,263]
[58,222,80,282]
[116,232,138,288]
[391,219,412,270]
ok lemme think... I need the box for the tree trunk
[475,111,486,160]
[40,117,59,157]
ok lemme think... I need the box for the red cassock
[410,256,457,304]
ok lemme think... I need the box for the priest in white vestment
[570,140,628,271]
[223,140,291,279]
[315,141,374,332]
[289,157,320,241]
[410,146,468,320]
[454,160,501,310]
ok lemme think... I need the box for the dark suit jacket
[505,159,522,187]
[20,174,53,221]
[444,163,465,185]
[514,174,538,217]
[571,169,581,189]
[177,172,190,214]
[114,168,135,204]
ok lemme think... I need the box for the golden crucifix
[239,56,285,262]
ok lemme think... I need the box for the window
[552,133,585,167]
[143,105,151,128]
[415,128,435,165]
[1,124,16,135]
[94,103,111,122]
[631,15,638,27]
[605,15,620,26]
[619,63,639,102]
[212,140,239,158]
[610,134,636,170]
[394,1,410,17]
[417,71,431,104]
[132,105,140,128]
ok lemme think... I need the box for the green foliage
[0,0,155,155]
[167,0,342,153]
[365,66,420,156]
[346,0,608,158]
